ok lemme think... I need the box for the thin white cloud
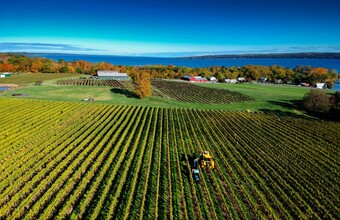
[0,42,108,53]
[0,42,339,57]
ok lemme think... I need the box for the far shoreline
[181,52,340,60]
[3,52,340,59]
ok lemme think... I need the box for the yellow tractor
[194,151,214,170]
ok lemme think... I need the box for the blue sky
[0,0,340,57]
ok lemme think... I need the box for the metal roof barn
[97,71,128,80]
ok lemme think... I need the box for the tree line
[0,53,338,88]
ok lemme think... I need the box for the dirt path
[0,84,18,87]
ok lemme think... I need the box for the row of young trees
[1,54,339,87]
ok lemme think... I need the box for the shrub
[302,89,331,113]
[34,81,43,86]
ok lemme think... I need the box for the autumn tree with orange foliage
[307,67,328,84]
[0,63,16,72]
[30,59,44,73]
[133,70,151,99]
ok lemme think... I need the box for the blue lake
[334,83,340,91]
[31,53,340,72]
[0,87,9,91]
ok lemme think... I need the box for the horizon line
[1,51,340,59]
[1,42,340,58]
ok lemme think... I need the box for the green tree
[330,91,340,109]
[215,71,225,82]
[285,69,295,83]
[59,66,69,73]
[40,63,53,73]
[325,69,339,88]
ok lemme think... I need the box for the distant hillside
[184,52,340,59]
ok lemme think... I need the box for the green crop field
[0,98,339,219]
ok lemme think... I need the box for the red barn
[182,75,207,82]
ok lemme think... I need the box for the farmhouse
[182,75,207,82]
[97,71,128,80]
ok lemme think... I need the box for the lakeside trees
[0,53,338,87]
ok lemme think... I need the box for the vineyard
[0,73,74,85]
[56,79,127,88]
[55,79,166,98]
[151,80,254,104]
[0,98,339,219]
[55,79,254,104]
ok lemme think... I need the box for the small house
[208,76,218,83]
[237,77,246,82]
[259,77,267,83]
[275,79,283,84]
[315,83,325,89]
[225,79,237,84]
[97,71,128,80]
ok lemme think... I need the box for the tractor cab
[193,151,215,172]
[200,151,214,170]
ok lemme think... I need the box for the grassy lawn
[0,79,313,113]
[199,82,309,100]
[198,82,311,112]
[0,73,78,85]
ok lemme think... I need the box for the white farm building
[0,72,12,78]
[97,71,128,80]
[315,83,325,89]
